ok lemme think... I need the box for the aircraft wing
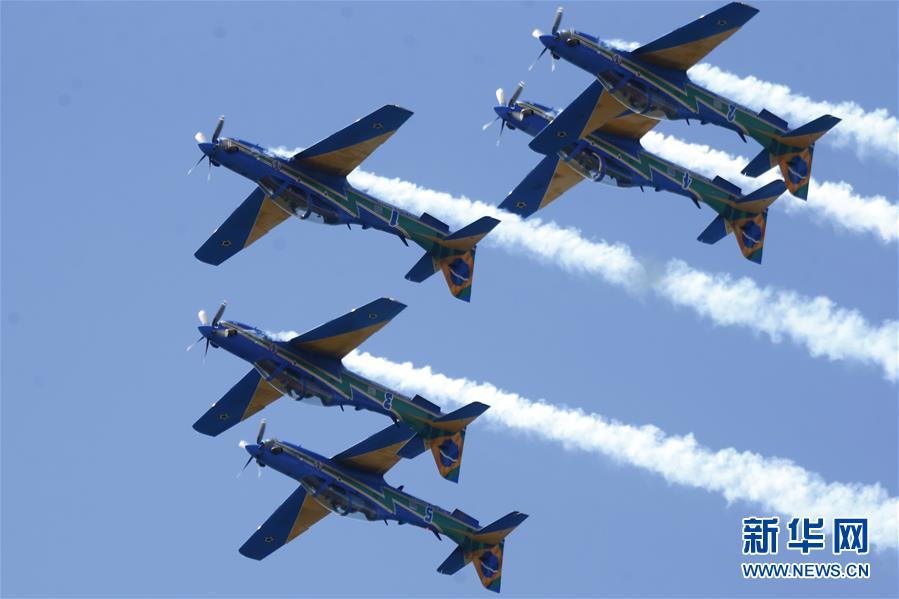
[289,105,413,177]
[498,153,583,218]
[194,187,290,265]
[192,369,282,437]
[331,422,424,476]
[529,81,659,156]
[630,2,759,71]
[287,297,406,360]
[239,486,331,560]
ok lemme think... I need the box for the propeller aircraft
[190,297,487,483]
[189,108,499,302]
[234,420,528,593]
[493,80,786,263]
[529,3,840,200]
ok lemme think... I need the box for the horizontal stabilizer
[440,216,501,251]
[193,369,281,436]
[712,175,742,196]
[288,297,406,359]
[433,401,490,432]
[734,179,787,212]
[397,433,428,459]
[404,252,438,283]
[195,188,289,266]
[410,394,442,413]
[437,545,468,576]
[239,486,330,560]
[529,80,608,154]
[741,147,775,178]
[452,509,480,528]
[776,114,841,148]
[471,511,529,545]
[697,214,728,245]
[420,212,450,233]
[758,108,789,131]
[290,105,413,177]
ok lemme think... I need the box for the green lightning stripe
[583,132,761,216]
[278,443,478,545]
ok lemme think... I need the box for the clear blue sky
[2,2,896,597]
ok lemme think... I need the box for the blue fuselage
[543,30,786,141]
[245,439,461,538]
[500,101,740,211]
[198,320,444,423]
[200,138,447,248]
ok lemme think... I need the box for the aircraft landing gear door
[389,209,399,228]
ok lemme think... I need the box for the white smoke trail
[344,351,899,551]
[605,40,899,160]
[640,131,899,243]
[348,170,899,381]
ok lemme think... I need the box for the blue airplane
[528,3,840,200]
[490,81,787,263]
[189,297,488,482]
[234,420,528,593]
[188,110,499,301]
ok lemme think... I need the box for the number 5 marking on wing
[425,505,434,523]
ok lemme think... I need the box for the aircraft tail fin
[406,216,500,302]
[697,180,786,264]
[398,400,488,482]
[437,511,529,593]
[743,114,840,200]
[399,400,489,483]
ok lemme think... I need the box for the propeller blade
[203,338,210,360]
[198,309,209,325]
[187,154,206,176]
[194,131,207,144]
[495,87,506,106]
[509,81,524,106]
[211,301,227,326]
[239,440,248,448]
[211,115,225,143]
[551,55,557,72]
[528,47,548,71]
[237,454,254,478]
[482,117,498,131]
[497,121,506,146]
[186,335,204,352]
[256,419,267,444]
[207,158,212,181]
[532,28,544,39]
[551,6,563,34]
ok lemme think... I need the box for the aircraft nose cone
[198,325,213,338]
[539,34,558,49]
[494,105,510,120]
[198,141,214,155]
[244,443,262,459]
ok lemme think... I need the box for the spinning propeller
[529,6,564,72]
[187,115,225,180]
[238,419,268,478]
[186,300,227,358]
[483,82,524,145]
